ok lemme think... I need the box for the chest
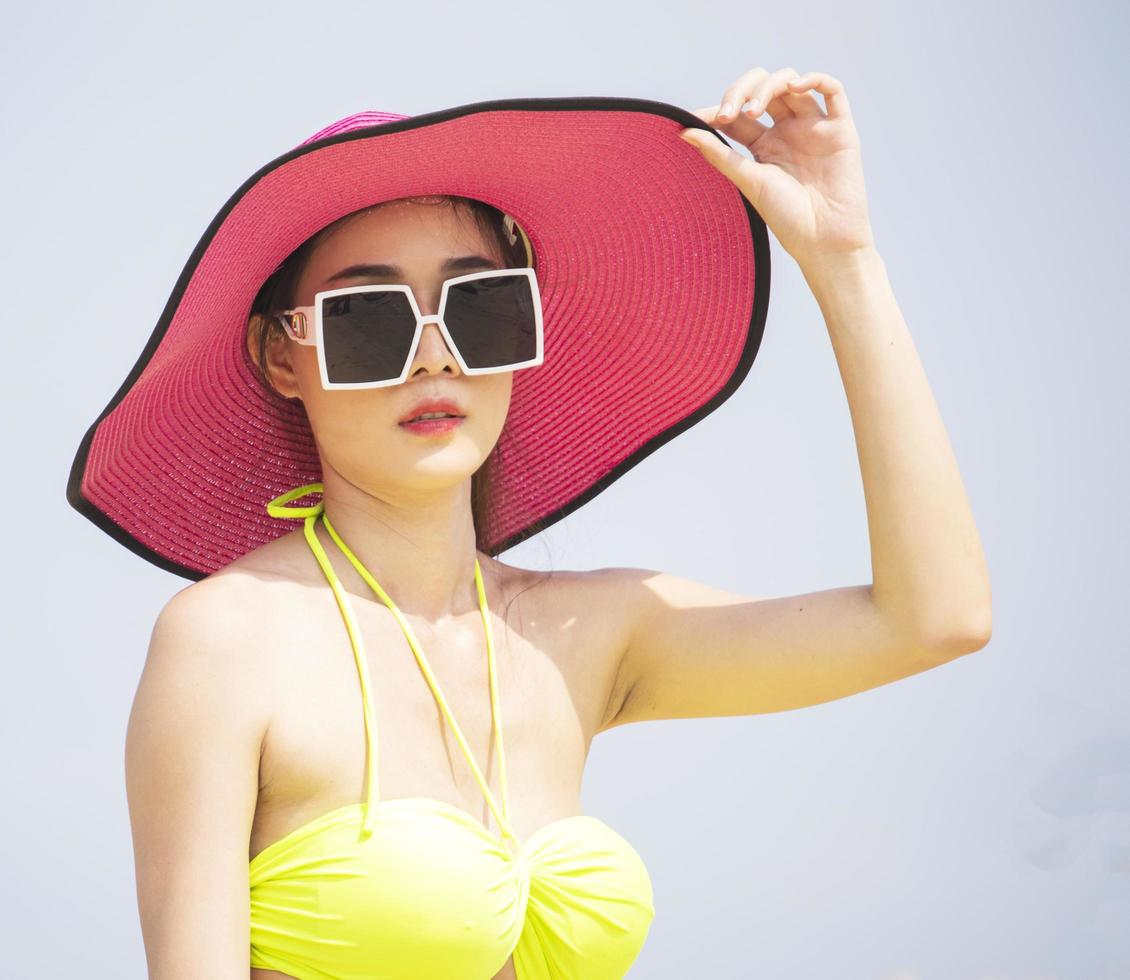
[252,568,619,853]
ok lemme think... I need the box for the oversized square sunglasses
[276,267,545,390]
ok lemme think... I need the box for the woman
[72,67,992,979]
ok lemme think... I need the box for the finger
[715,66,770,125]
[690,104,771,143]
[677,128,774,210]
[746,67,807,124]
[786,71,852,121]
[780,74,826,118]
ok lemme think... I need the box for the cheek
[455,374,512,455]
[293,355,394,445]
[291,344,324,396]
[479,373,514,431]
[305,395,404,478]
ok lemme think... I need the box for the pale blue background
[4,0,1128,977]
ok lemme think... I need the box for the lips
[398,396,466,424]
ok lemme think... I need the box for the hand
[681,67,876,268]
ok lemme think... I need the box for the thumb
[679,128,765,205]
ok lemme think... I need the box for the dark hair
[245,194,553,569]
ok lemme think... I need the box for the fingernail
[746,98,761,114]
[719,101,733,119]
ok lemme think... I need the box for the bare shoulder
[160,543,296,631]
[484,557,632,643]
[148,528,317,688]
[485,558,638,737]
[487,557,630,615]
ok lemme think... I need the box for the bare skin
[126,67,993,980]
[224,530,626,980]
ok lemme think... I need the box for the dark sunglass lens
[443,274,538,370]
[321,291,417,384]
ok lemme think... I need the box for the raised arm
[601,566,987,728]
[600,68,991,729]
[125,581,271,979]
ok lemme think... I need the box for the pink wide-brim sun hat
[67,96,771,580]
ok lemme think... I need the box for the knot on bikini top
[266,482,327,520]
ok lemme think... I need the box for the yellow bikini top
[251,484,655,979]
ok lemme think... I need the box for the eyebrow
[325,254,502,284]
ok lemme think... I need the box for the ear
[247,314,303,400]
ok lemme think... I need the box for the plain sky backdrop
[4,1,1127,977]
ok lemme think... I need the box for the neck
[314,467,486,624]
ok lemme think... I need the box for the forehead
[315,200,497,262]
[295,200,505,299]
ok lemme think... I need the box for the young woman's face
[268,200,515,495]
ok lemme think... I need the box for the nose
[408,311,461,379]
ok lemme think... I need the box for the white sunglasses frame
[276,267,545,390]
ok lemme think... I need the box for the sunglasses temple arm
[277,305,318,344]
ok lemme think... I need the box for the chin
[389,441,486,484]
